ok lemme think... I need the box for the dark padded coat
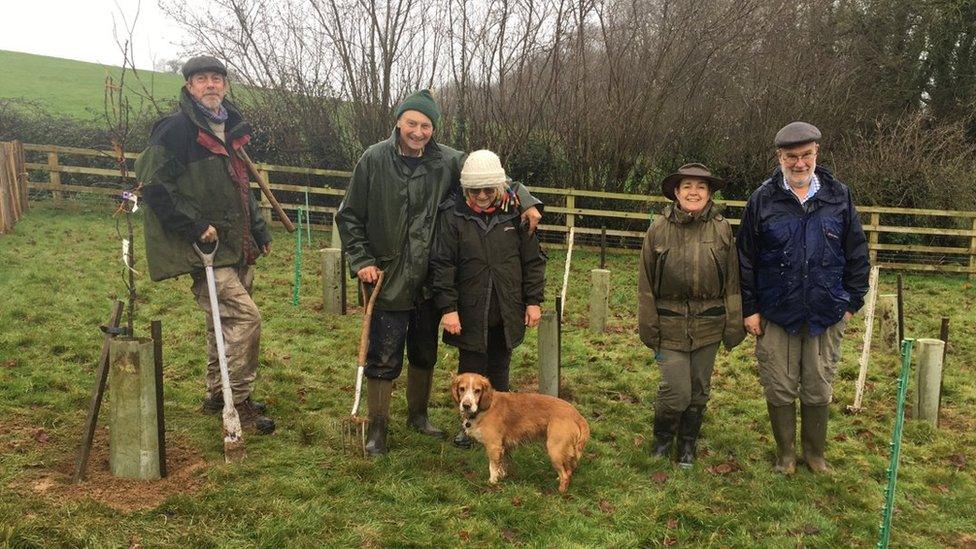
[336,131,541,311]
[136,89,270,281]
[429,199,546,353]
[736,166,870,336]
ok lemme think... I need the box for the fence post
[588,268,610,333]
[48,151,62,206]
[877,294,898,353]
[565,192,575,245]
[969,217,976,281]
[258,168,272,224]
[869,212,880,264]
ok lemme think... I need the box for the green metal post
[292,207,304,305]
[877,338,915,548]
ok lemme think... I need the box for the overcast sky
[0,0,191,70]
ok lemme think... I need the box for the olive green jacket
[136,89,270,281]
[337,131,541,311]
[429,199,546,352]
[638,202,745,352]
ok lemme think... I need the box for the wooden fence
[0,141,29,234]
[14,142,976,276]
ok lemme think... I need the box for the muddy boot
[235,397,276,435]
[801,403,830,473]
[365,378,393,457]
[453,429,473,449]
[203,392,265,415]
[406,366,446,439]
[767,402,796,474]
[651,409,681,459]
[677,405,705,469]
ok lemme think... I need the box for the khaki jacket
[638,202,745,352]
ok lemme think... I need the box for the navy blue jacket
[737,166,870,336]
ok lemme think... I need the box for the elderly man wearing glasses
[737,122,870,474]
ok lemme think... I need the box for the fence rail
[15,142,976,275]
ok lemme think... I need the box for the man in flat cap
[337,89,543,456]
[136,55,275,434]
[737,122,869,473]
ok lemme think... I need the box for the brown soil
[8,426,209,513]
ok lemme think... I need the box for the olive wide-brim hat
[660,163,725,201]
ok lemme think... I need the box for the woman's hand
[442,312,462,334]
[524,305,541,327]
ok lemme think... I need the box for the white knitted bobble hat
[460,150,508,189]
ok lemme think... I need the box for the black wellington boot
[651,409,681,459]
[677,405,705,469]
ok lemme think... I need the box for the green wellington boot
[365,378,393,457]
[767,402,797,474]
[801,403,830,473]
[405,366,446,439]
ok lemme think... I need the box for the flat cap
[775,121,821,148]
[181,56,227,80]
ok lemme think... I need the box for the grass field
[0,50,186,119]
[1,204,974,546]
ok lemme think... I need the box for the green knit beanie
[394,89,440,128]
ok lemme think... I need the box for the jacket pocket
[821,217,845,267]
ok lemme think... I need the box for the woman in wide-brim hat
[637,163,745,468]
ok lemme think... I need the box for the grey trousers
[655,342,720,414]
[191,265,262,404]
[755,318,847,406]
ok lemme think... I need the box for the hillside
[0,50,185,119]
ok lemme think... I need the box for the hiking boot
[235,397,275,435]
[406,366,446,439]
[677,405,705,469]
[651,409,681,459]
[453,429,473,449]
[365,378,393,457]
[767,402,797,474]
[801,403,830,473]
[203,392,266,415]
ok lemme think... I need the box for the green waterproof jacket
[337,131,541,311]
[429,199,546,352]
[638,201,745,352]
[135,89,271,281]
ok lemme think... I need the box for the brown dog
[451,373,590,493]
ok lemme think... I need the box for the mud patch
[9,426,209,513]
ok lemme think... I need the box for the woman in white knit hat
[429,150,547,448]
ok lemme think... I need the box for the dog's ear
[450,375,462,404]
[478,376,494,410]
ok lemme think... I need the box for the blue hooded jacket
[737,166,870,336]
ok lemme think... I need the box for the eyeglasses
[466,188,497,197]
[781,151,817,166]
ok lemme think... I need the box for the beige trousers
[755,318,847,406]
[191,265,262,404]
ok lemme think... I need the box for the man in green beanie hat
[337,89,543,456]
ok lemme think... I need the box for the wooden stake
[151,320,167,478]
[73,300,124,483]
[938,317,949,427]
[560,227,575,323]
[848,266,879,412]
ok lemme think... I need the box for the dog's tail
[573,417,590,457]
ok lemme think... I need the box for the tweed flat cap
[181,56,227,80]
[775,121,821,148]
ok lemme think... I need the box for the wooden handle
[356,271,384,366]
[237,148,296,233]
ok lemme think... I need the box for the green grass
[1,204,975,546]
[0,50,185,119]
